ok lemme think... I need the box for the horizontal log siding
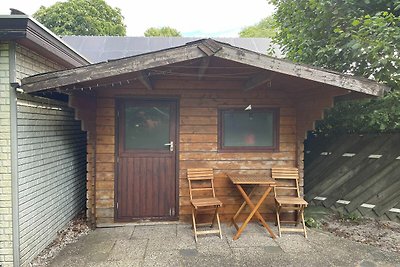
[16,95,86,265]
[92,79,299,223]
[94,97,115,223]
[69,95,97,226]
[295,87,347,193]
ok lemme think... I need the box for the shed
[21,39,388,225]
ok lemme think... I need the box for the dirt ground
[29,214,90,267]
[322,215,400,253]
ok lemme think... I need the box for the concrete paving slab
[131,224,177,239]
[232,246,283,257]
[84,227,132,241]
[177,224,193,238]
[108,239,148,261]
[79,238,115,254]
[46,222,400,267]
[226,232,279,248]
[223,222,268,236]
[86,259,141,267]
[48,256,87,267]
[112,226,136,239]
[142,249,183,267]
[196,235,233,256]
[179,248,199,257]
[275,234,315,253]
[146,236,196,252]
[181,254,239,267]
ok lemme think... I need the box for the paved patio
[49,223,400,267]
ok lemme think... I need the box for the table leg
[231,187,257,230]
[233,185,276,240]
[253,187,276,239]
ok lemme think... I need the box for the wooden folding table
[229,175,277,240]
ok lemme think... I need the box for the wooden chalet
[21,39,388,225]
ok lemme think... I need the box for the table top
[228,175,276,185]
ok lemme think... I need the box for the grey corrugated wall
[16,94,86,266]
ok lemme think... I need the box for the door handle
[164,141,174,152]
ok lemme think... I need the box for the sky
[1,0,275,37]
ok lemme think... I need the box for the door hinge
[117,110,119,117]
[116,202,119,209]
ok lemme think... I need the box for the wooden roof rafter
[138,70,153,90]
[243,71,276,92]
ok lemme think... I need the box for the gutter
[0,15,91,67]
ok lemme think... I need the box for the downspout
[9,42,20,267]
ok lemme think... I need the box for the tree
[33,0,126,36]
[239,16,277,38]
[144,27,181,37]
[270,0,400,134]
[270,0,399,89]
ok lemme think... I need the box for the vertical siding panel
[133,159,140,217]
[127,158,134,217]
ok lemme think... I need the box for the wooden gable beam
[214,46,389,96]
[243,72,275,91]
[197,57,210,80]
[138,71,153,90]
[197,39,222,56]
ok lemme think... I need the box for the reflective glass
[222,111,274,147]
[125,105,170,150]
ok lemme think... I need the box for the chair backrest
[271,167,301,198]
[187,168,216,200]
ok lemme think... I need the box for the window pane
[223,111,274,147]
[125,105,170,150]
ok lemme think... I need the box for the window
[218,108,279,151]
[124,105,171,150]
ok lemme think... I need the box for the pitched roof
[21,39,389,96]
[61,36,283,63]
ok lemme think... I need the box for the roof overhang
[0,15,90,67]
[20,39,389,96]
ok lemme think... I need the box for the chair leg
[191,206,198,242]
[295,206,299,226]
[215,207,222,239]
[276,205,282,237]
[211,206,218,227]
[300,205,307,238]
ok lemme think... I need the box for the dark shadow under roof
[61,36,283,63]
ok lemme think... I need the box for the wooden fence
[304,133,400,222]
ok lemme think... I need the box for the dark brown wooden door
[116,99,178,221]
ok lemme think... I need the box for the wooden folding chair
[272,167,308,238]
[187,168,223,242]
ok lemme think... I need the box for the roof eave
[213,46,388,97]
[0,15,90,67]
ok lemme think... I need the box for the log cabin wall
[69,95,97,225]
[295,87,347,193]
[71,77,347,225]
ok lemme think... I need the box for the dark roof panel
[61,36,282,63]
